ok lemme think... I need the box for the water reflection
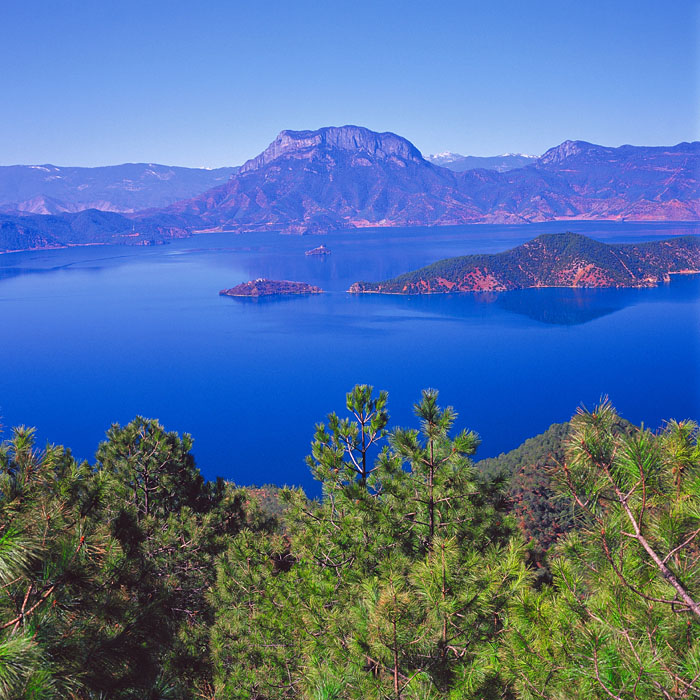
[363,275,700,327]
[220,293,320,306]
[2,224,699,328]
[494,288,620,325]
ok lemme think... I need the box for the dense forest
[0,387,698,699]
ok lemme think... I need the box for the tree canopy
[0,391,697,699]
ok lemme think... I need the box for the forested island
[219,279,323,297]
[1,386,697,699]
[349,232,700,293]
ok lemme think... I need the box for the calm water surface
[0,221,698,493]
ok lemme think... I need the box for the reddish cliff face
[377,269,509,293]
[168,125,482,233]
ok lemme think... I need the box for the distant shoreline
[3,220,699,256]
[191,218,700,237]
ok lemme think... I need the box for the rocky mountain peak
[239,125,425,174]
[538,140,599,165]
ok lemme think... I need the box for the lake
[0,221,698,493]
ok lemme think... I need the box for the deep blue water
[0,220,698,494]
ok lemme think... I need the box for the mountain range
[348,233,700,293]
[0,163,238,215]
[1,125,698,252]
[425,152,537,171]
[161,127,700,233]
[0,210,189,253]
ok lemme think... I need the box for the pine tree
[0,425,166,698]
[504,401,700,699]
[210,387,528,700]
[352,390,527,698]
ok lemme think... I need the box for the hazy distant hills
[425,152,537,171]
[1,125,698,252]
[164,126,700,233]
[349,233,700,293]
[0,210,189,253]
[0,163,238,215]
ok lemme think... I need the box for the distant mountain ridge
[1,126,698,252]
[426,152,537,172]
[348,233,700,293]
[163,126,700,233]
[0,210,188,253]
[239,126,424,173]
[0,163,238,215]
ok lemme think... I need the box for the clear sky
[0,0,697,167]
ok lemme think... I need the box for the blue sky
[0,0,697,167]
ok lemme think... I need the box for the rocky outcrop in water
[219,279,323,297]
[305,244,331,256]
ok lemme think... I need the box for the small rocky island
[349,233,700,294]
[305,244,331,256]
[219,279,323,297]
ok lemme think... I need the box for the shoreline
[0,239,171,256]
[192,217,700,236]
[348,269,700,295]
[3,219,699,256]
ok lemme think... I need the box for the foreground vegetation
[0,388,698,699]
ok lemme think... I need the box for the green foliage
[503,401,700,699]
[2,392,697,700]
[477,417,634,558]
[95,416,204,520]
[0,418,273,699]
[308,383,389,490]
[243,484,291,522]
[211,386,527,699]
[476,422,571,482]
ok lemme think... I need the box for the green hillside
[350,232,700,293]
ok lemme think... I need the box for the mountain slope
[162,127,700,233]
[165,126,486,233]
[531,140,700,221]
[0,163,238,214]
[0,210,188,253]
[349,233,700,293]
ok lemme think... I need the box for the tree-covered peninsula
[349,232,700,293]
[0,388,698,699]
